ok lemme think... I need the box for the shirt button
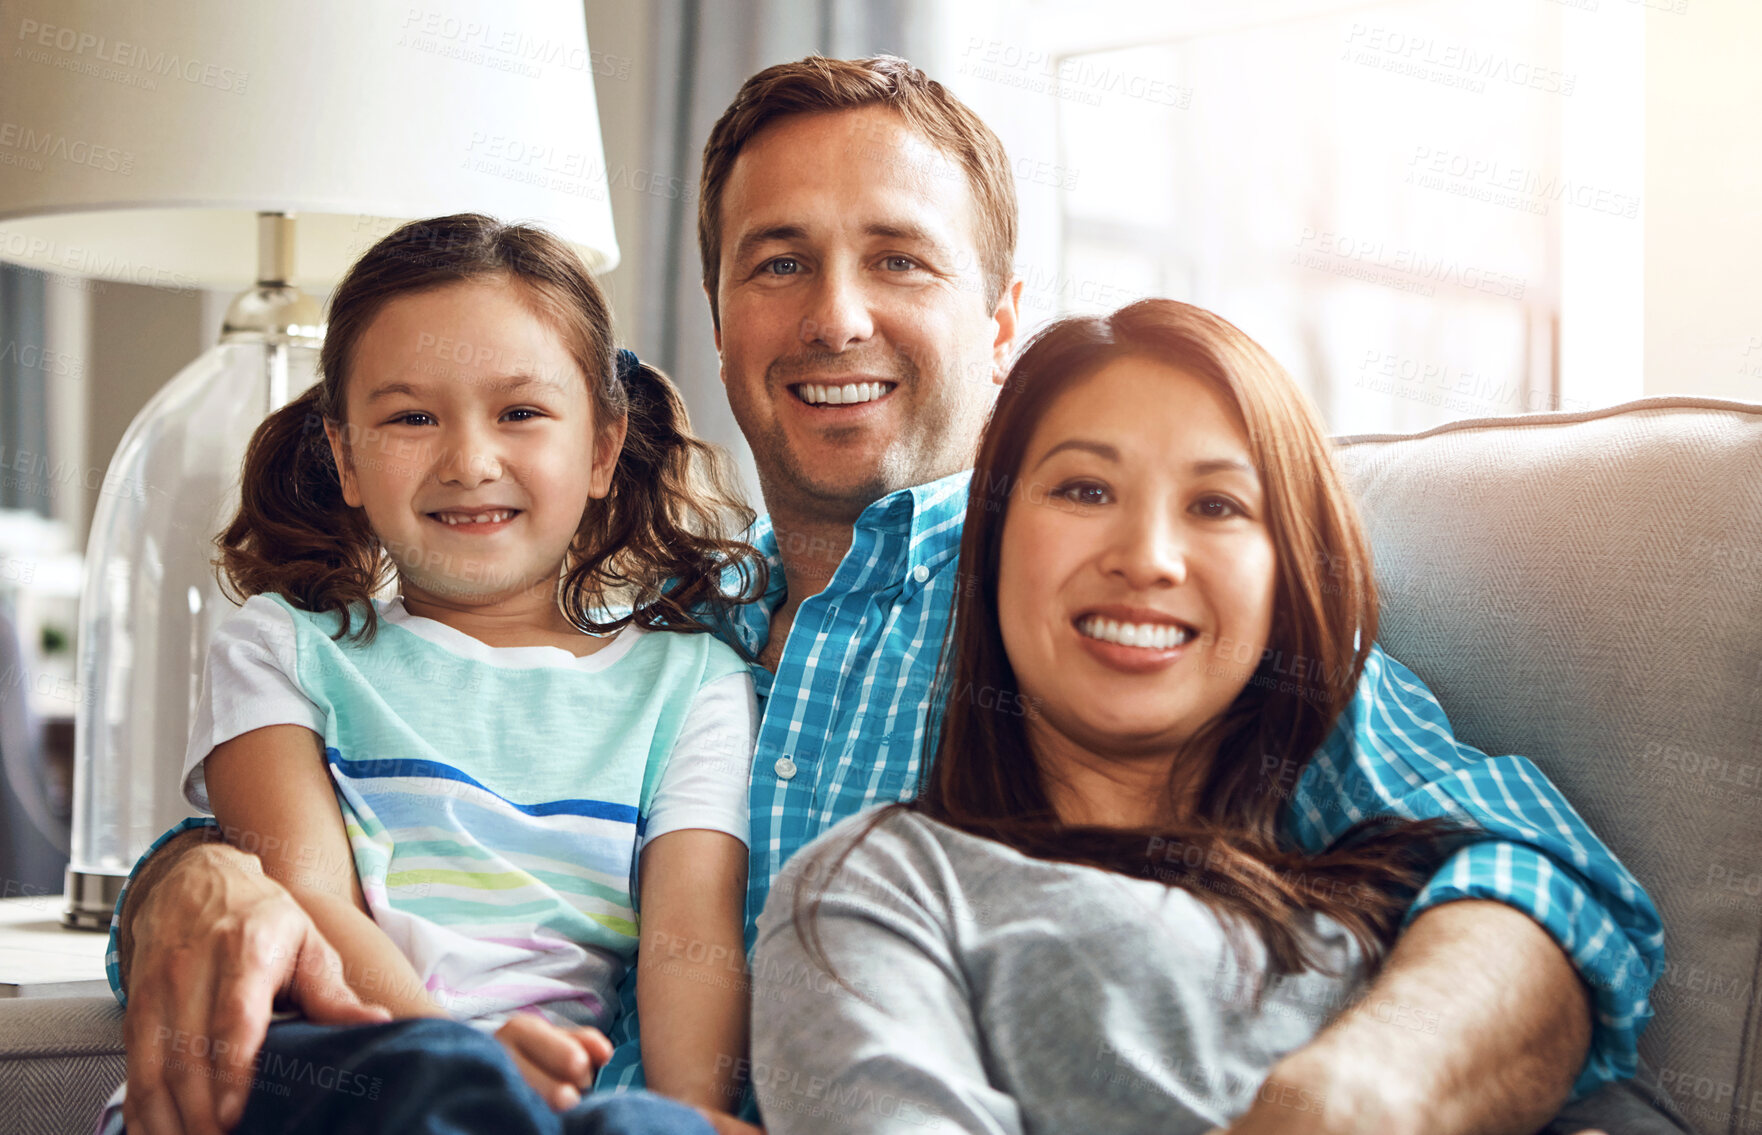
[912,564,929,584]
[774,756,797,780]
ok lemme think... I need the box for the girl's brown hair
[219,213,766,641]
[798,299,1468,983]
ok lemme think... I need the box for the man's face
[712,106,1021,520]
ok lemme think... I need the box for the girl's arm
[203,723,445,1020]
[209,725,612,1112]
[636,827,751,1115]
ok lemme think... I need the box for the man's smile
[790,381,897,406]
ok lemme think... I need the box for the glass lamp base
[62,865,127,931]
[68,339,319,908]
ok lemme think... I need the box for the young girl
[181,214,764,1133]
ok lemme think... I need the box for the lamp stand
[64,214,323,929]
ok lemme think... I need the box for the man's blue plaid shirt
[110,470,1662,1102]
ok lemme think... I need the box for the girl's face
[996,355,1277,773]
[326,278,623,610]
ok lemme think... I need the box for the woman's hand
[494,1014,613,1112]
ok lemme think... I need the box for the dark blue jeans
[232,1018,714,1135]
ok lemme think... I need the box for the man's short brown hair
[698,55,1018,326]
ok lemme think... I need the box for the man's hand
[494,1014,613,1112]
[1211,1043,1429,1135]
[1212,1055,1610,1135]
[1218,900,1591,1135]
[120,834,389,1135]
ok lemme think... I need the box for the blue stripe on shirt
[328,751,641,824]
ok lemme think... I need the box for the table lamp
[0,0,620,928]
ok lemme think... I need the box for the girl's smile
[426,507,522,531]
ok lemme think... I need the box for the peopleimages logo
[398,9,634,80]
[1341,24,1576,95]
[0,229,202,293]
[15,19,249,94]
[1406,146,1640,219]
[959,38,1193,108]
[1293,229,1527,300]
[0,122,133,174]
[0,445,149,504]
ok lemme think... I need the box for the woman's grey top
[751,808,1369,1135]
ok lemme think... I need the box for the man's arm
[1271,646,1664,1124]
[115,823,387,1135]
[1230,900,1590,1135]
[113,824,218,1000]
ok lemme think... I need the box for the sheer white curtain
[923,0,1644,435]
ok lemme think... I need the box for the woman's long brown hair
[218,213,766,642]
[795,299,1468,987]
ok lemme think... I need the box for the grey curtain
[0,265,49,516]
[0,606,67,894]
[0,266,64,894]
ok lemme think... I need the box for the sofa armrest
[0,995,124,1135]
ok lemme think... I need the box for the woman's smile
[1072,607,1200,673]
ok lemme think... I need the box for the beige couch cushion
[0,995,123,1135]
[1335,396,1762,1135]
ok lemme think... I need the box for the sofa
[1333,395,1761,1135]
[2,394,1756,1135]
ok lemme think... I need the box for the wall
[1644,0,1762,402]
[80,283,205,542]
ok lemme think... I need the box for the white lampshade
[0,0,619,286]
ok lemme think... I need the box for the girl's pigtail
[559,352,767,643]
[216,387,389,640]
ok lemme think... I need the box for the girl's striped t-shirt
[180,593,755,1030]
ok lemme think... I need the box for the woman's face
[996,355,1277,770]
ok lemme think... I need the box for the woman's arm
[203,724,444,1020]
[636,828,750,1114]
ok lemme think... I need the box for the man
[111,56,1662,1135]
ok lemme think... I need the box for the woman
[749,299,1465,1134]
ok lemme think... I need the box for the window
[940,0,1643,433]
